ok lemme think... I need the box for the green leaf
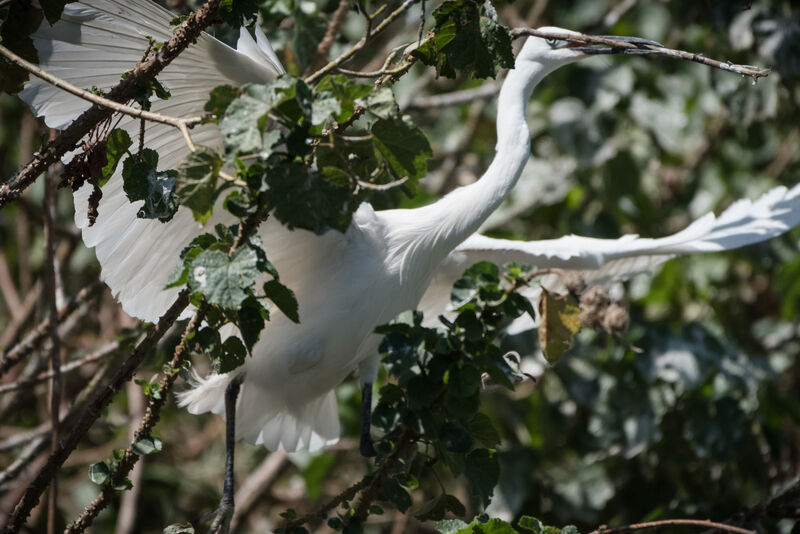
[204,85,238,117]
[371,118,432,186]
[311,90,341,125]
[218,335,247,373]
[440,420,474,453]
[464,448,499,507]
[101,129,132,186]
[537,289,581,363]
[378,477,412,512]
[132,437,163,456]
[415,494,466,521]
[435,519,470,534]
[466,412,501,448]
[472,518,518,534]
[519,516,544,533]
[263,279,300,323]
[188,247,260,309]
[447,363,482,398]
[40,0,68,24]
[0,2,42,93]
[121,149,179,222]
[176,146,221,223]
[366,87,399,120]
[237,296,267,352]
[411,0,514,79]
[89,461,111,485]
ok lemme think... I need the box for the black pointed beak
[567,35,664,55]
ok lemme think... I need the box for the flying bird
[18,0,800,464]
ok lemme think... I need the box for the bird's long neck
[384,60,554,283]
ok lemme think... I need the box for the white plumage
[18,0,800,452]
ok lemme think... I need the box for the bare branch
[0,341,119,394]
[64,302,205,534]
[0,289,190,534]
[0,280,104,377]
[510,28,770,81]
[0,0,225,209]
[589,519,756,534]
[404,80,502,111]
[43,149,61,534]
[305,0,419,84]
[305,0,351,75]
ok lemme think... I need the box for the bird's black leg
[208,374,244,534]
[359,381,376,457]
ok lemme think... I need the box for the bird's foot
[194,501,233,534]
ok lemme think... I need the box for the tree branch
[0,289,190,534]
[590,519,755,534]
[510,28,770,81]
[304,0,351,76]
[0,280,104,377]
[64,302,207,534]
[305,0,419,84]
[0,0,224,209]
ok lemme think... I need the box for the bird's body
[18,0,800,453]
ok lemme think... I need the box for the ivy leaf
[464,448,499,507]
[0,2,42,93]
[204,84,238,117]
[121,149,179,222]
[415,494,466,521]
[217,335,247,373]
[263,279,300,323]
[371,118,432,189]
[188,247,259,309]
[366,87,399,120]
[132,437,163,456]
[40,0,68,24]
[440,420,474,453]
[466,412,501,448]
[89,461,111,485]
[101,129,132,186]
[237,296,267,353]
[176,146,221,224]
[537,289,581,363]
[411,0,514,79]
[378,477,413,512]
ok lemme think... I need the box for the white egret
[18,0,800,468]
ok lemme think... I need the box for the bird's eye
[545,38,560,49]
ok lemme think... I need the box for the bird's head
[516,26,661,68]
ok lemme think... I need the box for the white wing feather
[19,0,282,322]
[420,183,800,319]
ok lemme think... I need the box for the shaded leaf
[537,289,581,363]
[176,146,221,223]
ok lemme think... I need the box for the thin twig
[590,519,756,534]
[0,289,190,534]
[404,80,502,111]
[64,302,207,534]
[0,280,104,377]
[285,479,367,529]
[43,141,61,534]
[0,342,118,394]
[509,28,770,81]
[229,452,289,532]
[305,0,419,84]
[305,0,351,75]
[357,176,408,191]
[0,0,224,209]
[0,44,204,136]
[113,382,146,534]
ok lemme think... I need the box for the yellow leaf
[538,289,581,364]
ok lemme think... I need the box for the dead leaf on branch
[538,288,581,364]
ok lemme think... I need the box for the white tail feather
[176,373,340,453]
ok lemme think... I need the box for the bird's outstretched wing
[18,0,284,322]
[419,183,800,319]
